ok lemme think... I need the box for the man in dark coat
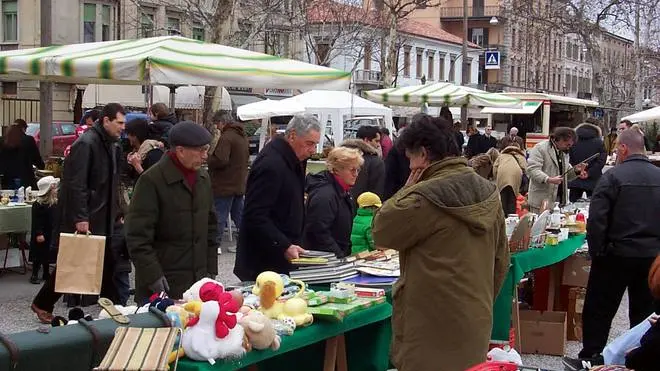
[127,121,218,303]
[31,103,125,323]
[208,110,249,253]
[341,125,385,203]
[481,125,498,153]
[150,102,178,145]
[234,114,321,281]
[563,127,660,369]
[568,122,607,202]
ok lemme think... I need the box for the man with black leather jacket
[564,126,660,370]
[31,103,125,324]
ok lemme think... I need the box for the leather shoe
[31,303,54,324]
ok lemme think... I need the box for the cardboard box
[568,287,586,341]
[562,255,591,288]
[519,310,567,356]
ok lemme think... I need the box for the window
[428,53,434,80]
[140,12,154,38]
[1,81,16,95]
[438,54,445,81]
[471,28,484,47]
[83,3,96,43]
[512,28,516,51]
[416,49,423,78]
[61,123,76,135]
[449,56,456,82]
[192,23,205,41]
[566,42,572,59]
[517,66,521,85]
[316,42,330,66]
[101,5,111,41]
[364,45,372,70]
[403,48,410,77]
[510,65,515,84]
[553,40,557,59]
[167,17,180,36]
[2,0,17,42]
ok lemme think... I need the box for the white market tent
[237,99,306,150]
[621,106,660,123]
[363,82,521,108]
[279,90,394,147]
[82,84,216,109]
[0,36,350,91]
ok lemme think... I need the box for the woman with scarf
[125,118,164,178]
[303,147,364,258]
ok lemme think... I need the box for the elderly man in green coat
[127,121,219,303]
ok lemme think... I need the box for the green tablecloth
[491,234,586,341]
[177,302,392,371]
[0,204,31,234]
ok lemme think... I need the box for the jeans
[214,196,243,244]
[113,271,131,306]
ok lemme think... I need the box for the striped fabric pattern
[96,327,178,371]
[0,36,350,91]
[363,82,521,108]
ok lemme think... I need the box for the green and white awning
[0,36,350,90]
[481,100,542,114]
[363,82,521,108]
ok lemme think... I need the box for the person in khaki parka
[372,115,510,371]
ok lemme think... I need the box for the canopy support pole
[168,85,177,110]
[259,118,268,152]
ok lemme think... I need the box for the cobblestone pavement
[1,243,631,371]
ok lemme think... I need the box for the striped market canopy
[363,82,521,108]
[0,36,350,90]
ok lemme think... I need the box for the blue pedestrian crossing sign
[485,51,500,70]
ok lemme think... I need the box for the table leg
[512,290,521,353]
[247,365,259,371]
[323,336,339,371]
[336,335,347,371]
[547,264,561,311]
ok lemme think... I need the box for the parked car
[26,122,78,156]
[343,116,385,140]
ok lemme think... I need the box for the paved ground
[0,237,631,370]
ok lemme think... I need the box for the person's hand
[405,168,424,187]
[285,245,305,261]
[128,153,142,168]
[547,176,563,185]
[76,221,89,233]
[578,169,589,179]
[148,276,170,294]
[36,235,45,243]
[649,314,658,325]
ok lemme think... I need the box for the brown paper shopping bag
[55,232,106,295]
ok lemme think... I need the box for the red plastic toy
[465,361,519,371]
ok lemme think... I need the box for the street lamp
[489,17,499,25]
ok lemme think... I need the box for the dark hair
[550,127,577,142]
[397,114,460,161]
[151,103,170,120]
[356,125,380,141]
[125,118,151,143]
[610,127,617,134]
[380,127,390,136]
[620,119,633,128]
[82,109,100,123]
[101,103,125,122]
[439,106,453,122]
[3,124,23,148]
[13,118,27,130]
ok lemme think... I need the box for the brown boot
[31,303,53,324]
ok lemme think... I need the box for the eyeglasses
[182,145,210,154]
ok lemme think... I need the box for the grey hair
[212,109,235,124]
[286,114,321,136]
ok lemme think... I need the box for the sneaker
[227,246,237,253]
[217,247,222,255]
[562,356,598,371]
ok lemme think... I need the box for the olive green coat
[350,208,375,254]
[126,155,218,303]
[373,157,510,371]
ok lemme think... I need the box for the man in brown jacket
[208,110,249,253]
[373,115,510,371]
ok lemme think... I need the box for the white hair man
[234,114,321,281]
[498,126,525,150]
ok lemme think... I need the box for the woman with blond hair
[303,147,364,257]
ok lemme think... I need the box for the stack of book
[290,251,358,284]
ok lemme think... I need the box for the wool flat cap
[169,121,212,147]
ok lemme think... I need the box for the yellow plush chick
[280,297,313,327]
[259,280,284,319]
[252,271,284,296]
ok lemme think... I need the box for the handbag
[54,232,106,295]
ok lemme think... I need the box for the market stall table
[176,302,392,371]
[0,204,31,274]
[491,234,586,342]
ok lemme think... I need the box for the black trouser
[579,255,656,358]
[500,186,516,216]
[569,188,593,202]
[33,248,119,312]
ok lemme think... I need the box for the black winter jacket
[626,321,660,371]
[151,113,178,145]
[303,171,355,258]
[587,154,660,258]
[234,137,306,281]
[0,134,44,188]
[341,139,385,202]
[383,143,410,201]
[29,201,56,264]
[569,123,607,191]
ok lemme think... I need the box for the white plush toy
[181,300,245,365]
[182,278,224,302]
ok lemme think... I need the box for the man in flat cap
[127,121,219,303]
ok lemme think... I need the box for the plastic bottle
[550,202,562,229]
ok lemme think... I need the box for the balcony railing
[354,69,382,84]
[440,6,501,18]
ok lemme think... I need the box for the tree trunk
[382,15,398,87]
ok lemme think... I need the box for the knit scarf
[168,152,197,190]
